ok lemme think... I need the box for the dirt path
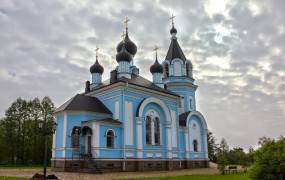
[0,168,219,180]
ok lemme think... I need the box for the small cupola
[90,48,104,86]
[116,42,133,63]
[90,59,104,74]
[150,46,164,88]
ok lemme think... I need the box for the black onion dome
[90,59,104,74]
[116,44,132,62]
[116,32,137,56]
[170,26,177,35]
[150,59,163,74]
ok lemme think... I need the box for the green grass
[128,173,249,180]
[0,164,45,169]
[0,177,28,180]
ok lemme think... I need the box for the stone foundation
[52,159,209,173]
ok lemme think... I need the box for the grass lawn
[0,177,28,180]
[0,164,44,169]
[128,173,249,180]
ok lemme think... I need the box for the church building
[52,17,209,172]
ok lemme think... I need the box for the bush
[249,137,285,180]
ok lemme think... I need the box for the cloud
[0,0,284,149]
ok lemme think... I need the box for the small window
[192,123,196,129]
[72,128,80,148]
[193,140,198,152]
[146,116,152,145]
[189,97,194,110]
[186,63,190,77]
[106,130,115,148]
[164,64,169,77]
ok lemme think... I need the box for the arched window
[164,64,169,77]
[145,116,152,145]
[193,140,198,152]
[154,117,160,145]
[174,61,182,76]
[186,62,190,77]
[71,127,81,148]
[106,130,115,148]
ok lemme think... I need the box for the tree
[0,97,55,165]
[249,137,285,180]
[217,138,229,174]
[207,131,218,162]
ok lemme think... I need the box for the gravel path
[0,168,219,180]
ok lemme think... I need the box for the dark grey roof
[165,38,186,61]
[95,118,122,125]
[94,74,180,97]
[54,94,112,114]
[179,111,191,126]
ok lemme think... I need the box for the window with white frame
[106,129,115,148]
[145,110,161,145]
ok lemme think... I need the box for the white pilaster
[184,128,189,159]
[204,129,208,158]
[62,112,67,157]
[125,101,133,145]
[170,110,177,147]
[92,123,100,157]
[166,122,172,158]
[52,119,56,158]
[136,117,143,158]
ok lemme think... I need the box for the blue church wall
[99,125,123,158]
[167,87,196,112]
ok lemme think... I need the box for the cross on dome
[95,47,99,59]
[123,17,130,30]
[170,14,176,26]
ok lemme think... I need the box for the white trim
[138,97,173,158]
[92,123,100,157]
[115,101,119,119]
[125,101,133,145]
[62,112,67,157]
[170,110,177,147]
[186,111,208,130]
[136,117,143,158]
[184,129,190,159]
[138,97,172,124]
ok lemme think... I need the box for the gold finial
[170,14,175,26]
[123,16,130,30]
[95,47,99,60]
[154,46,159,61]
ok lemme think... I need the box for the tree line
[0,97,55,165]
[207,131,285,179]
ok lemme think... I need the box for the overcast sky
[0,0,284,149]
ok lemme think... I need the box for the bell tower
[162,15,197,113]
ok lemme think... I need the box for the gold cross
[123,17,130,29]
[154,46,159,59]
[170,14,175,26]
[95,47,99,59]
